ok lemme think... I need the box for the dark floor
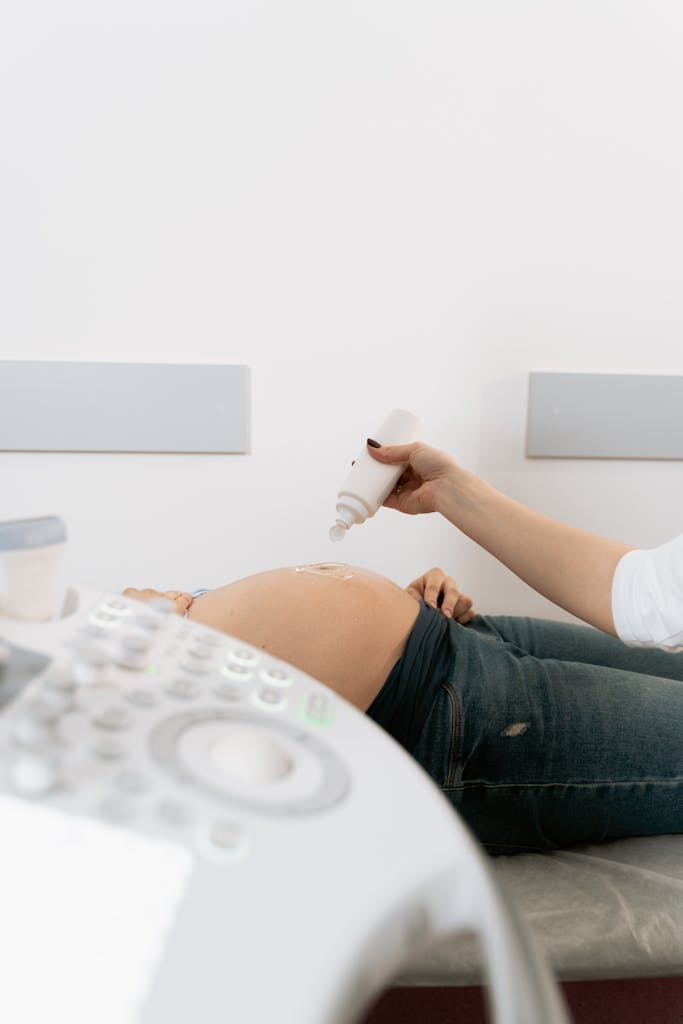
[363,977,683,1024]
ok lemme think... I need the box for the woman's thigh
[470,614,683,680]
[413,620,683,854]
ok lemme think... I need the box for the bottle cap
[329,523,347,543]
[334,496,368,529]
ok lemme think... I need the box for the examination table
[366,833,683,1022]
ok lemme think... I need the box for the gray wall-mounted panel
[527,372,683,459]
[0,362,250,453]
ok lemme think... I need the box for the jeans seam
[443,777,683,793]
[483,842,548,852]
[443,682,461,788]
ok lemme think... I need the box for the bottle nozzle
[329,523,347,543]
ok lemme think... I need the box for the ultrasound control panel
[0,590,350,864]
[0,585,569,1024]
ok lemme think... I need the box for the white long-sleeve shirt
[611,533,683,651]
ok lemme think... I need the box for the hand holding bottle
[366,439,463,518]
[369,436,633,640]
[329,410,423,541]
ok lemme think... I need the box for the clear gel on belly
[329,409,423,541]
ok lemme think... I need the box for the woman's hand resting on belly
[406,567,475,623]
[121,588,194,615]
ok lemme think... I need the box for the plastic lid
[335,496,368,528]
[0,516,67,552]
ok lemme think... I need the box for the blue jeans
[412,615,683,855]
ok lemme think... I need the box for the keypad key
[261,667,292,687]
[165,678,201,701]
[126,688,161,709]
[220,663,253,682]
[93,707,133,732]
[229,649,259,667]
[101,598,133,616]
[252,687,288,712]
[92,739,127,761]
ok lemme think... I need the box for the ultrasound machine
[0,516,569,1024]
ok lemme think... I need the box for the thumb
[366,439,420,464]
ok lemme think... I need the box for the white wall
[1,0,682,620]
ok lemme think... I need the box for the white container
[0,517,67,621]
[330,409,423,541]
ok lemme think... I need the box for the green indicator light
[145,664,161,674]
[298,696,332,727]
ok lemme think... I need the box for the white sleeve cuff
[611,535,683,651]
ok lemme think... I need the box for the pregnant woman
[125,562,683,855]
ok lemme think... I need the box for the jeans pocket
[411,682,462,789]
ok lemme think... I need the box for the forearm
[435,467,633,634]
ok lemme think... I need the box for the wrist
[432,464,482,526]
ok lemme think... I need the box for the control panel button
[11,713,53,748]
[113,649,149,672]
[191,632,224,649]
[101,598,134,616]
[252,687,288,712]
[201,820,251,863]
[119,633,152,655]
[178,657,211,676]
[158,800,194,827]
[116,769,151,794]
[212,682,242,702]
[37,685,74,715]
[43,666,78,695]
[131,613,163,632]
[23,698,61,726]
[92,739,127,761]
[93,707,133,732]
[125,688,161,709]
[228,649,259,667]
[98,797,134,822]
[300,693,333,727]
[261,667,292,688]
[71,648,109,686]
[185,646,214,662]
[10,753,60,796]
[165,678,202,701]
[209,728,294,784]
[151,709,349,817]
[219,663,253,682]
[90,610,124,629]
[208,820,245,849]
[74,624,111,643]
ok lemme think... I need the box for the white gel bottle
[330,409,423,542]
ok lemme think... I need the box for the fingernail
[367,438,381,448]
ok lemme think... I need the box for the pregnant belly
[189,563,422,711]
